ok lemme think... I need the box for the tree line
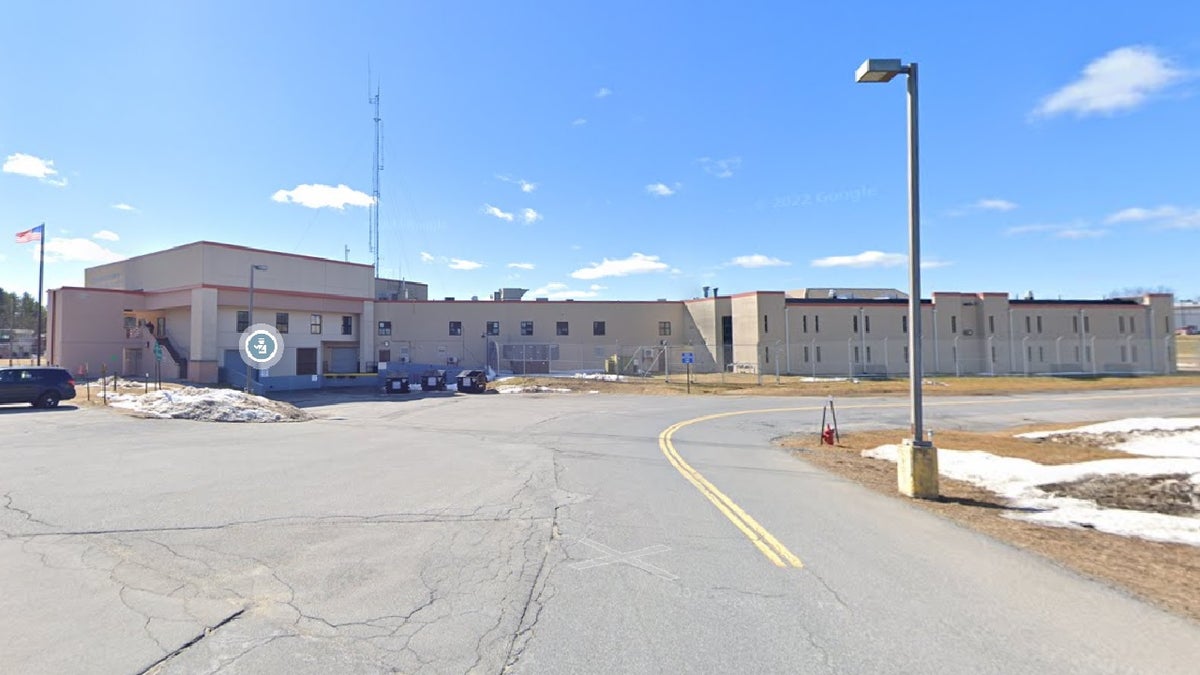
[0,289,47,333]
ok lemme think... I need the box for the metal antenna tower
[368,76,383,279]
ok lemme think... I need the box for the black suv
[0,366,77,408]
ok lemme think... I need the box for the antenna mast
[368,74,383,279]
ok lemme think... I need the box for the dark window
[1025,316,1031,333]
[802,315,808,333]
[449,321,462,336]
[853,346,860,363]
[763,314,769,334]
[593,321,606,336]
[864,315,871,333]
[1036,316,1043,333]
[1084,316,1090,332]
[486,321,500,336]
[378,321,392,336]
[556,321,569,336]
[1130,316,1136,334]
[816,346,822,362]
[310,314,322,334]
[815,315,820,333]
[296,348,318,375]
[866,346,872,363]
[379,349,391,363]
[521,321,533,336]
[341,316,353,336]
[902,315,908,333]
[950,315,957,334]
[988,315,995,334]
[236,311,249,332]
[1072,316,1079,333]
[276,312,289,334]
[658,321,671,336]
[852,315,859,333]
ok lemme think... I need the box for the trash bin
[386,375,410,394]
[419,369,447,391]
[455,369,487,394]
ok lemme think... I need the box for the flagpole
[36,222,45,366]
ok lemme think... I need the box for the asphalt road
[2,387,1200,674]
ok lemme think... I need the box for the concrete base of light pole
[897,439,939,499]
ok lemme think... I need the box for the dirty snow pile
[572,373,625,382]
[106,387,311,422]
[494,384,574,394]
[863,418,1200,547]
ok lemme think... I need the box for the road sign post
[681,352,695,394]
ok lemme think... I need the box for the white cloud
[448,258,483,271]
[530,282,601,300]
[420,251,436,263]
[1033,46,1185,118]
[3,152,66,186]
[271,183,373,209]
[1006,221,1108,238]
[111,203,138,212]
[811,250,906,268]
[39,238,124,264]
[645,182,679,197]
[483,204,514,222]
[497,175,538,193]
[507,262,535,270]
[588,284,606,291]
[729,254,789,268]
[698,156,742,179]
[522,208,542,224]
[92,230,120,242]
[595,87,612,99]
[572,118,587,126]
[1104,204,1200,228]
[571,252,669,280]
[920,259,954,269]
[976,198,1018,211]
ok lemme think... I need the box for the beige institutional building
[47,241,1179,390]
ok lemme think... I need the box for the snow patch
[106,387,311,422]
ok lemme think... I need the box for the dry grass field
[1179,335,1200,370]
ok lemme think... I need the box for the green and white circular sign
[239,323,285,370]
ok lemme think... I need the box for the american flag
[15,224,44,244]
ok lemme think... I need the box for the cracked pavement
[4,389,1200,673]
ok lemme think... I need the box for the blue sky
[3,1,1198,303]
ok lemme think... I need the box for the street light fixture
[246,264,268,392]
[856,57,938,499]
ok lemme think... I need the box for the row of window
[798,312,1148,337]
[236,312,353,336]
[384,320,674,338]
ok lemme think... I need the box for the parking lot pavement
[3,389,1200,674]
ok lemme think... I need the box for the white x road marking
[570,538,679,581]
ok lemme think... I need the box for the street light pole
[857,58,936,499]
[245,264,268,393]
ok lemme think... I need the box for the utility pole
[368,72,384,280]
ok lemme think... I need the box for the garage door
[328,347,359,373]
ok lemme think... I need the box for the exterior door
[155,317,166,338]
[123,348,142,377]
[329,347,358,373]
[296,348,318,375]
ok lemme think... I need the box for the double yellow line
[658,409,804,568]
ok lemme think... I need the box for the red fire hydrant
[822,424,835,446]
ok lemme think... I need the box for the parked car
[0,366,77,408]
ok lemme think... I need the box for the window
[950,315,957,334]
[1119,316,1126,333]
[1039,346,1044,362]
[1074,346,1080,362]
[1036,316,1043,334]
[865,346,872,363]
[1084,315,1090,332]
[815,315,820,333]
[487,321,500,336]
[341,316,353,336]
[991,346,997,363]
[902,315,908,333]
[903,346,909,364]
[802,315,808,333]
[236,311,249,333]
[764,346,769,363]
[521,321,533,336]
[988,315,995,334]
[852,315,859,333]
[378,321,392,336]
[815,346,822,362]
[449,321,462,336]
[658,321,671,336]
[1085,345,1092,362]
[556,321,569,336]
[1025,316,1032,333]
[1130,316,1136,333]
[276,312,289,334]
[1165,316,1171,334]
[593,321,605,336]
[803,345,810,362]
[1132,345,1138,362]
[763,314,769,334]
[1073,316,1079,333]
[310,314,322,334]
[1120,345,1128,362]
[853,346,861,363]
[865,315,871,334]
[1027,345,1033,362]
[296,348,318,375]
